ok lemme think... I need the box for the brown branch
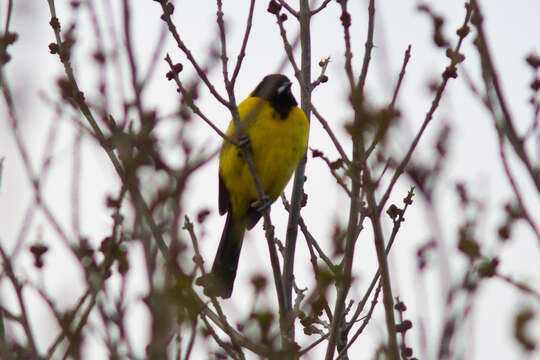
[183,215,245,354]
[357,0,375,94]
[46,0,173,272]
[311,148,351,196]
[216,0,231,85]
[231,0,256,86]
[0,247,39,357]
[200,315,244,360]
[347,187,415,330]
[281,0,313,344]
[46,3,271,357]
[2,72,76,264]
[311,104,352,167]
[326,0,383,358]
[336,281,382,360]
[366,45,412,158]
[311,57,330,90]
[183,318,198,360]
[164,54,234,143]
[497,132,540,243]
[277,0,299,18]
[495,274,540,302]
[274,10,352,168]
[378,3,472,215]
[156,0,230,108]
[470,0,540,194]
[311,0,332,16]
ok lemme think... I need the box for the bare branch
[378,4,472,214]
[311,0,332,16]
[231,0,256,86]
[366,45,412,158]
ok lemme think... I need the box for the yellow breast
[219,97,309,217]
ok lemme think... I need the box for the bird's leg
[252,195,272,213]
[236,135,252,159]
[237,134,251,152]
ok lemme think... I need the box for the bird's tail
[207,212,246,298]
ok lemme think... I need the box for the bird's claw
[252,195,272,212]
[237,135,251,151]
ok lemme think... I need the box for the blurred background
[1,0,539,359]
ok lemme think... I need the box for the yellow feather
[219,96,309,217]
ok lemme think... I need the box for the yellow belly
[219,97,309,217]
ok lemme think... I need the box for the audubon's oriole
[203,74,309,298]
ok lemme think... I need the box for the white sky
[1,0,540,359]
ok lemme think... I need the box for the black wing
[218,173,230,215]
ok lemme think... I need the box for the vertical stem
[325,117,361,360]
[364,172,399,359]
[282,0,311,343]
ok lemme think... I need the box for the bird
[201,74,309,298]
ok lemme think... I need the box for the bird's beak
[277,81,292,95]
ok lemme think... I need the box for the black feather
[251,74,297,119]
[204,213,245,298]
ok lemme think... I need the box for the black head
[251,74,298,119]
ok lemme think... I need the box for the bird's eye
[277,81,292,95]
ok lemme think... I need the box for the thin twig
[274,9,352,168]
[47,0,170,266]
[357,0,375,94]
[183,216,244,354]
[311,0,332,16]
[277,0,299,18]
[0,247,39,357]
[164,54,234,143]
[471,0,540,194]
[311,148,351,196]
[366,45,412,158]
[156,0,230,108]
[495,273,540,302]
[496,132,540,243]
[200,315,243,360]
[326,0,380,358]
[231,0,256,86]
[311,104,352,167]
[183,318,198,360]
[378,4,472,215]
[336,282,382,360]
[347,187,415,330]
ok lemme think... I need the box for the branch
[347,188,415,329]
[277,0,299,18]
[164,54,234,143]
[46,0,171,259]
[46,3,271,357]
[282,0,312,344]
[357,0,375,94]
[366,45,412,158]
[336,281,382,360]
[231,0,256,86]
[378,3,472,214]
[326,0,380,358]
[156,0,230,108]
[274,10,352,167]
[311,0,332,16]
[470,0,540,194]
[0,247,39,357]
